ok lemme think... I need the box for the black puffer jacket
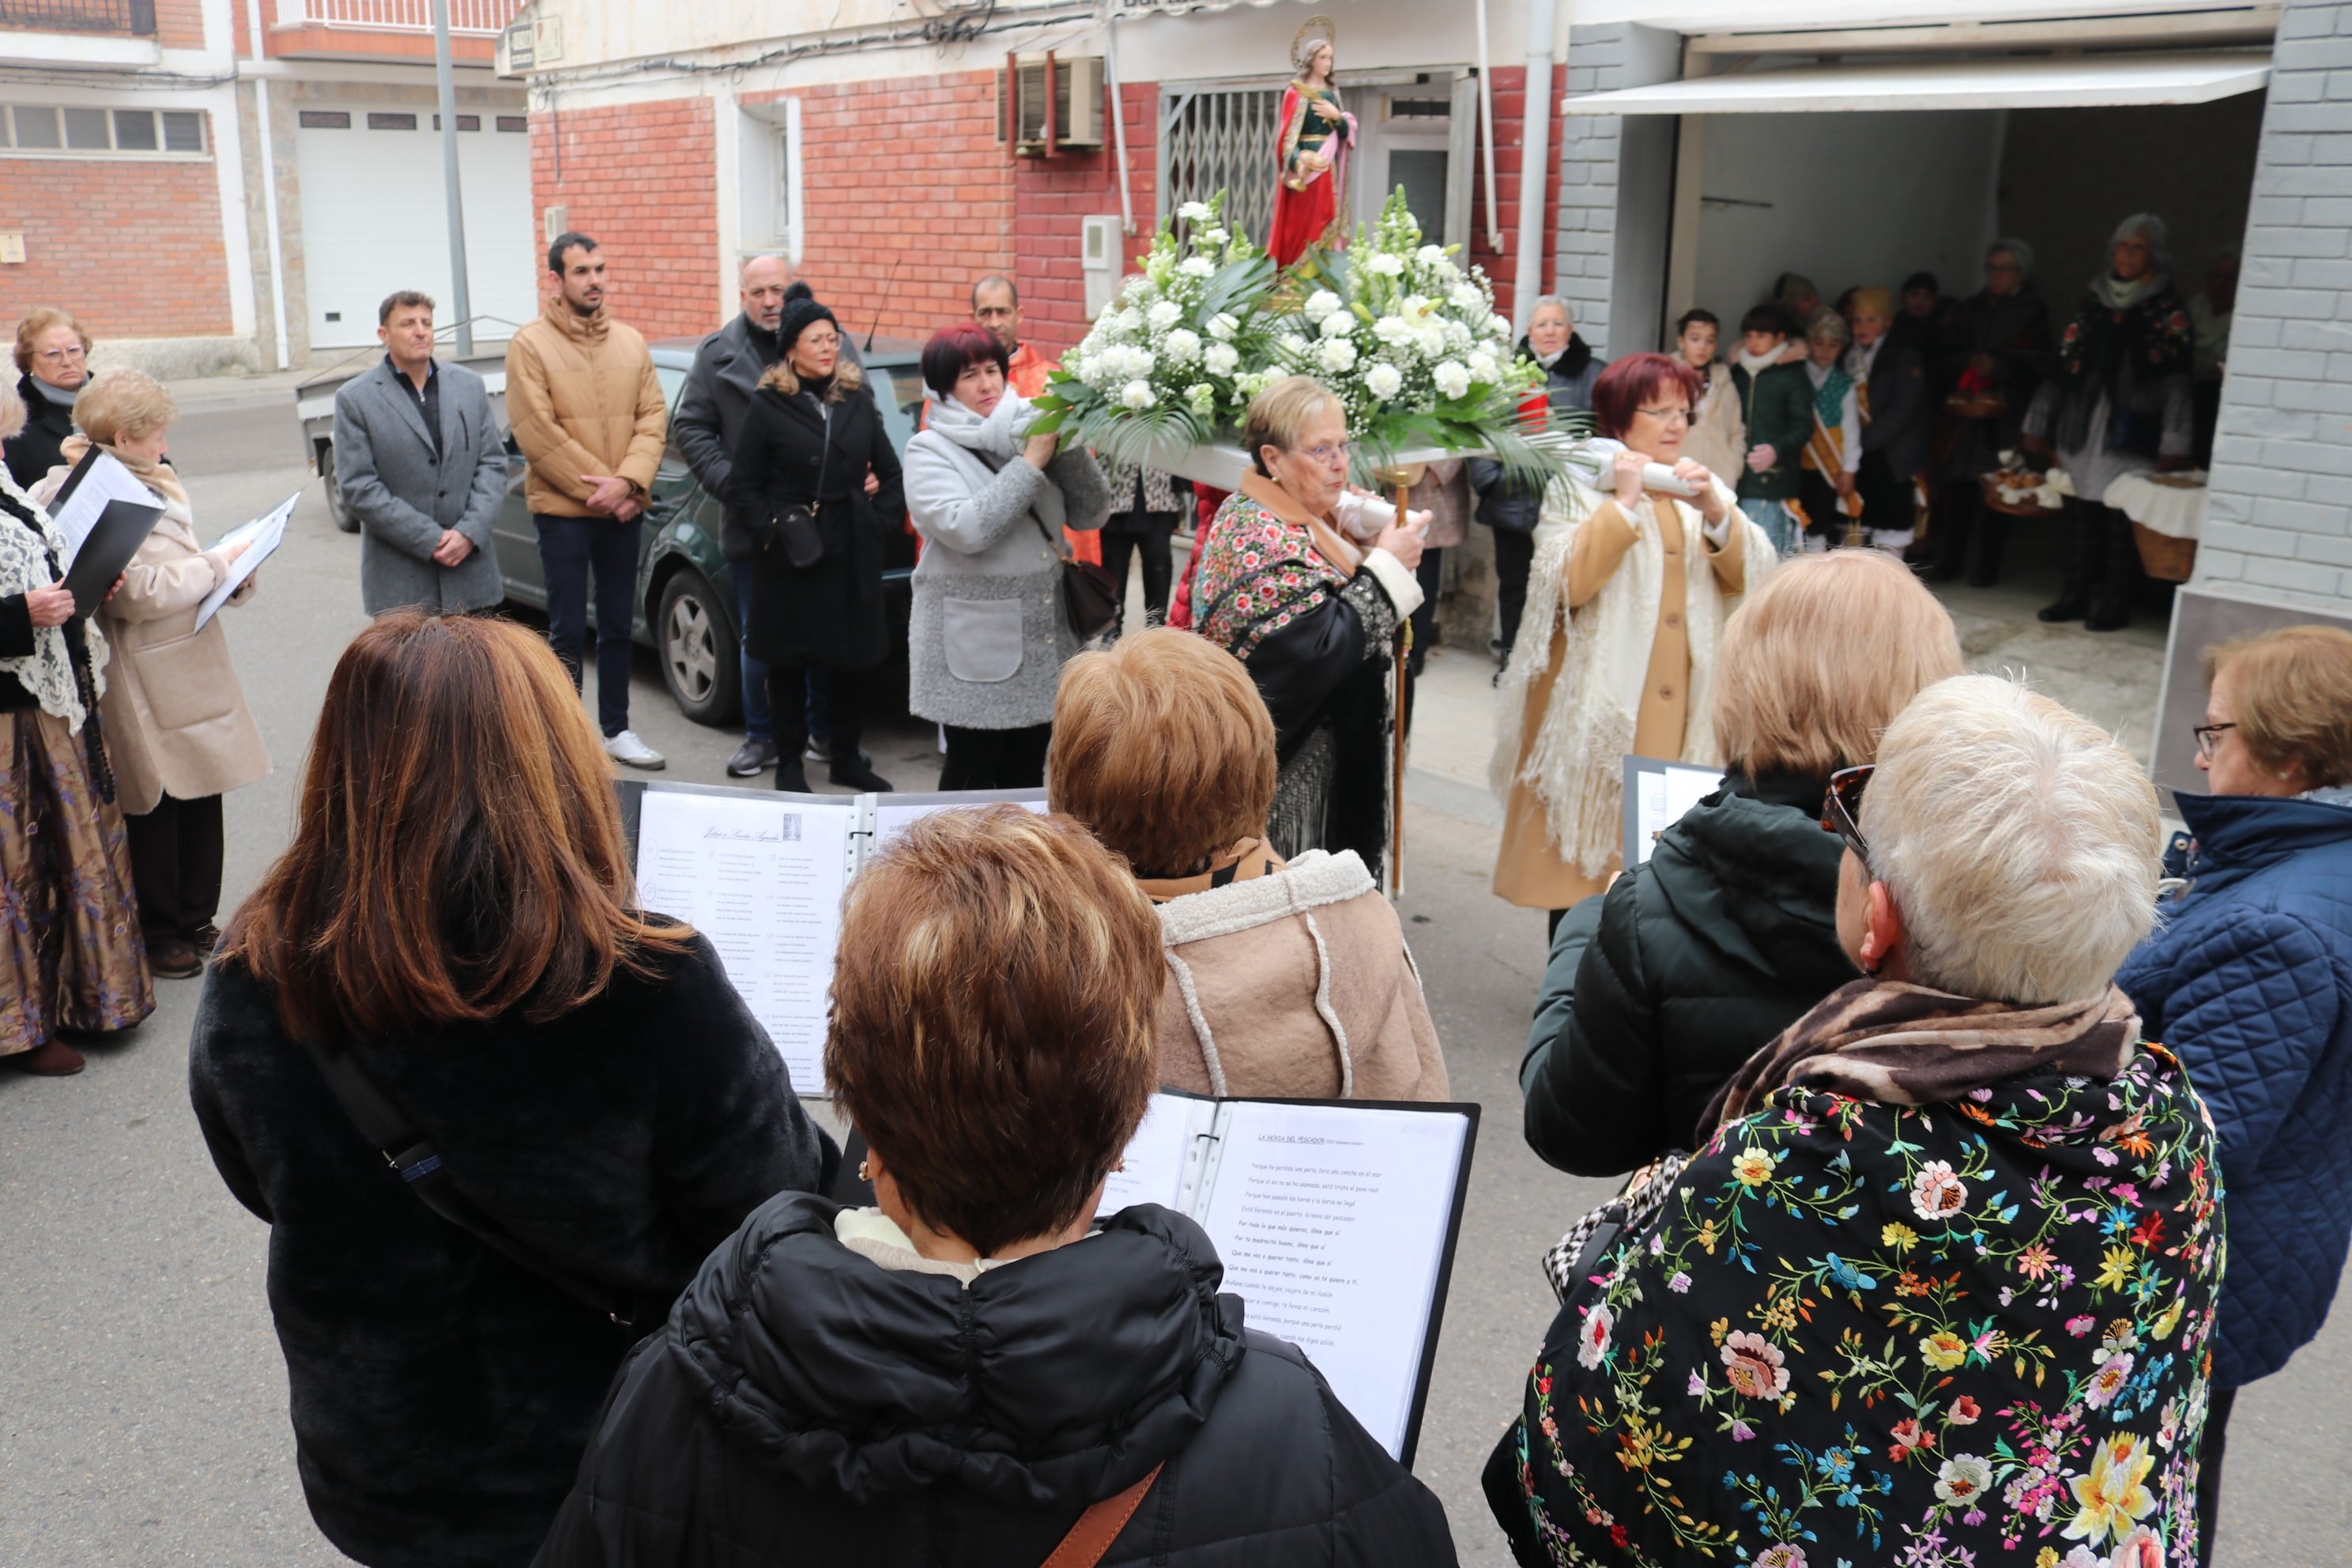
[533,1195,1457,1567]
[188,934,838,1568]
[1520,773,1853,1177]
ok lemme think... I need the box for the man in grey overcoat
[334,290,507,616]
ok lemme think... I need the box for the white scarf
[924,388,1067,533]
[0,466,108,730]
[1490,466,1773,877]
[1735,348,1781,378]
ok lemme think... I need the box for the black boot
[775,757,811,792]
[2084,599,2132,632]
[821,666,892,792]
[767,667,812,793]
[2038,593,2090,624]
[1969,511,2009,588]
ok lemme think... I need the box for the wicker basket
[2132,522,2198,583]
[1980,473,2064,518]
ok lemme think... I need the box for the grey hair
[1804,307,1850,345]
[1862,675,2160,1005]
[1987,237,2035,277]
[1528,295,1573,323]
[2109,213,2171,267]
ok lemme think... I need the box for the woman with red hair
[1490,352,1776,933]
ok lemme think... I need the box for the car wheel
[658,568,741,726]
[320,440,359,533]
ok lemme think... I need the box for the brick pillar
[1554,23,1681,358]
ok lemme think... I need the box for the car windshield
[865,358,926,457]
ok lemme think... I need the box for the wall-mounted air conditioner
[1003,53,1104,156]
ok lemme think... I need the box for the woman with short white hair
[1493,674,2224,1567]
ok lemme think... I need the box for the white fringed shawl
[1488,469,1773,878]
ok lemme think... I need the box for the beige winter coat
[503,296,667,518]
[39,439,268,813]
[1152,848,1449,1101]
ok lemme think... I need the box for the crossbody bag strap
[296,1034,656,1329]
[1041,1463,1164,1568]
[805,395,834,512]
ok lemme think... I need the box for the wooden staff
[1389,476,1413,901]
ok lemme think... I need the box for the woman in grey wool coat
[902,324,1109,790]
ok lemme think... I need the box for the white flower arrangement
[1033,190,1280,464]
[1270,187,1568,484]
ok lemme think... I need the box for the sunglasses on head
[1819,763,1873,869]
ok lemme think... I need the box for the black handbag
[1034,511,1119,640]
[762,399,832,571]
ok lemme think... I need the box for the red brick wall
[530,98,719,341]
[0,145,232,337]
[154,0,205,47]
[1012,81,1157,357]
[1465,65,1564,327]
[764,71,1012,348]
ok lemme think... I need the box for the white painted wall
[1577,0,2246,31]
[1689,108,2001,325]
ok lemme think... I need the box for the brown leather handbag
[1041,1463,1163,1567]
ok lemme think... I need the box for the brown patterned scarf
[1698,978,2142,1142]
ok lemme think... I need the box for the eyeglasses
[1634,407,1691,426]
[36,345,86,364]
[1820,763,1874,869]
[1298,440,1351,465]
[2192,722,2237,760]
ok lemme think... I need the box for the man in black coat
[673,257,865,778]
[1848,287,1930,556]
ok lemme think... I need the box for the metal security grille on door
[1159,85,1283,240]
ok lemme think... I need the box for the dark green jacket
[1520,772,1854,1176]
[1730,360,1813,502]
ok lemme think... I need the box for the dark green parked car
[301,334,932,726]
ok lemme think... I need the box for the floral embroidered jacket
[1503,1043,2225,1568]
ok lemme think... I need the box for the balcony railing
[286,0,521,35]
[0,0,156,32]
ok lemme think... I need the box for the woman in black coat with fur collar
[724,300,903,793]
[188,612,835,1568]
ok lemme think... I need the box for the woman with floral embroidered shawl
[1491,352,1773,929]
[1187,376,1423,880]
[1489,675,2225,1568]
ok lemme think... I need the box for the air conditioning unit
[1080,214,1121,316]
[1004,53,1104,156]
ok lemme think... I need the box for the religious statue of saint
[1269,17,1357,268]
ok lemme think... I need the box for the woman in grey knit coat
[902,326,1109,790]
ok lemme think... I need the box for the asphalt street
[1,390,2345,1566]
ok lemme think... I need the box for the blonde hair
[1712,551,1963,780]
[2203,624,2352,788]
[824,805,1162,1257]
[756,352,864,401]
[1849,287,1894,320]
[76,368,176,447]
[0,379,22,445]
[1049,628,1280,877]
[1243,375,1344,476]
[14,307,92,375]
[1864,675,2159,1005]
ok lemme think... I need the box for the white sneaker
[603,729,665,770]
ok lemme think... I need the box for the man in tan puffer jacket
[504,231,669,767]
[1048,628,1449,1102]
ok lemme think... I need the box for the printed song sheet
[1196,1101,1469,1458]
[631,790,854,1092]
[49,449,161,562]
[1632,760,1723,865]
[1099,1094,1204,1215]
[195,492,298,629]
[869,794,1047,855]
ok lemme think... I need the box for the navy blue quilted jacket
[2116,789,2352,1389]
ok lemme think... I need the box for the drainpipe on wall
[1513,0,1557,333]
[243,0,291,371]
[1106,14,1135,236]
[1473,0,1502,253]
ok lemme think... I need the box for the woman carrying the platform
[1491,352,1773,936]
[1185,375,1425,879]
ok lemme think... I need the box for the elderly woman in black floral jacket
[1490,674,2223,1568]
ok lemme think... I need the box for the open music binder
[613,778,1046,1092]
[1102,1089,1480,1468]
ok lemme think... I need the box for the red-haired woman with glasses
[1491,351,1776,936]
[1186,375,1426,880]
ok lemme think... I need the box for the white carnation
[1416,244,1447,266]
[1319,311,1356,339]
[1118,307,1144,334]
[1147,299,1182,330]
[1199,228,1228,249]
[1433,360,1472,399]
[1280,333,1311,359]
[1413,323,1449,358]
[1317,337,1359,374]
[1302,289,1343,323]
[1486,312,1513,339]
[1449,284,1487,312]
[1163,327,1202,364]
[1204,341,1242,375]
[1208,311,1239,341]
[1177,200,1213,222]
[1120,380,1157,410]
[1373,315,1415,349]
[1446,318,1474,350]
[1365,362,1404,400]
[1178,255,1216,278]
[1367,253,1407,277]
[1468,349,1499,383]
